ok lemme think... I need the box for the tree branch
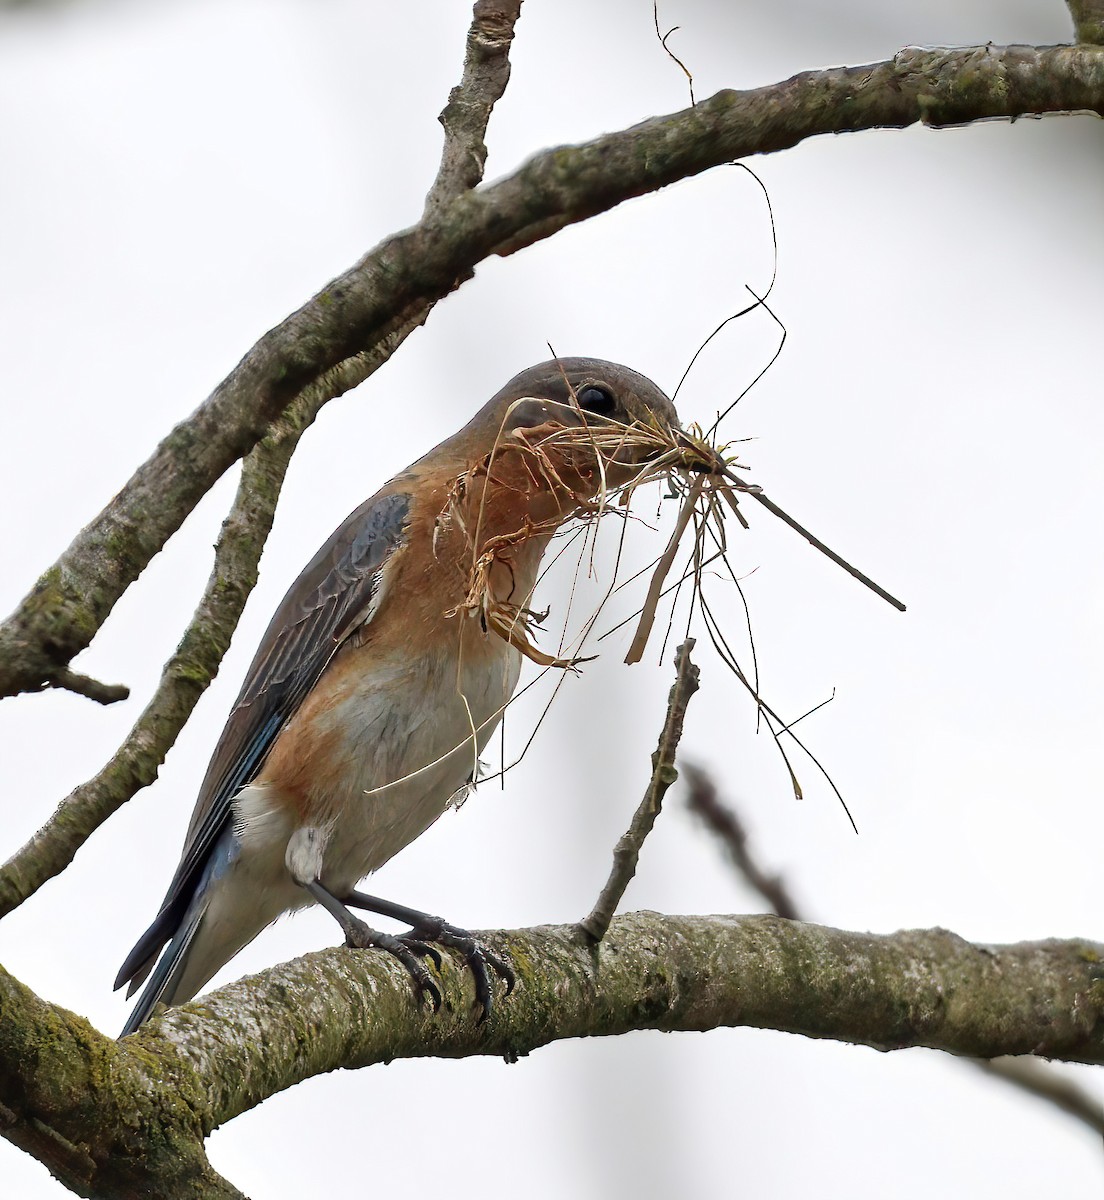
[0,964,242,1198]
[683,768,1104,1137]
[135,914,1104,1125]
[684,761,801,920]
[0,0,527,919]
[5,915,1099,1192]
[423,0,523,219]
[1069,0,1104,44]
[45,668,130,706]
[2,42,1100,701]
[579,640,699,940]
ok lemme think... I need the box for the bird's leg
[286,828,442,1011]
[343,890,516,1021]
[301,881,443,1011]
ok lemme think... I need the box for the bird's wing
[115,490,411,991]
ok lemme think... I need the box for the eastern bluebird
[116,358,680,1034]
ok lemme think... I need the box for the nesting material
[432,403,901,823]
[438,407,750,669]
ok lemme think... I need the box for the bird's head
[457,357,682,505]
[488,357,680,438]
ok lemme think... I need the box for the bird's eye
[577,385,616,415]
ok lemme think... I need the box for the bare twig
[744,482,906,612]
[653,2,696,106]
[624,478,706,664]
[684,763,1104,1137]
[579,640,700,941]
[1,44,1099,700]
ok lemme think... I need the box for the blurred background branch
[683,764,1104,1137]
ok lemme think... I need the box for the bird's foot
[342,915,444,1012]
[304,879,444,1011]
[401,915,516,1022]
[343,890,515,1021]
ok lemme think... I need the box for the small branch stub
[48,669,130,705]
[1068,0,1104,45]
[683,764,1104,1137]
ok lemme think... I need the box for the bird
[115,357,681,1034]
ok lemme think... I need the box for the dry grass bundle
[438,402,905,821]
[445,404,904,666]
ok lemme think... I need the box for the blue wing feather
[115,491,410,1009]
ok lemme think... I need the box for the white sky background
[1,0,1101,1195]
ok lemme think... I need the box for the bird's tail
[117,894,209,1036]
[115,827,284,1036]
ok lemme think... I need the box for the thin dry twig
[541,415,904,650]
[747,484,906,611]
[440,411,893,832]
[653,2,696,106]
[625,475,707,664]
[578,639,700,941]
[488,416,867,831]
[684,763,1104,1138]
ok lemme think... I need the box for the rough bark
[1,915,1100,1197]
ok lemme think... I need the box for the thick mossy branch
[683,767,1104,1134]
[1,42,1100,701]
[1069,0,1104,45]
[150,914,1104,1131]
[0,965,242,1199]
[3,915,1100,1193]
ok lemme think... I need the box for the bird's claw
[344,918,443,1012]
[402,917,515,1022]
[397,937,443,972]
